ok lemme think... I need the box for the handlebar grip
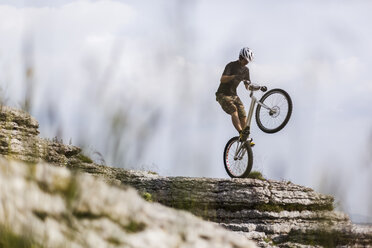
[261,86,267,92]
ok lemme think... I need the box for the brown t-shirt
[216,60,250,96]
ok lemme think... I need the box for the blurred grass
[77,153,93,164]
[248,171,265,180]
[0,86,9,106]
[0,225,42,248]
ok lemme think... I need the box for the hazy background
[0,0,371,223]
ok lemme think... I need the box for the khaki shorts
[216,93,247,117]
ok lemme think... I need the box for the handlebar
[247,82,267,92]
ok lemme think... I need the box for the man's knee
[238,108,247,119]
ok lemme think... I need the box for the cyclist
[216,47,254,143]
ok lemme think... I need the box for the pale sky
[0,0,371,223]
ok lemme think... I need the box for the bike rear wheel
[223,136,253,178]
[256,88,292,134]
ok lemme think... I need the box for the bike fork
[233,139,252,160]
[256,100,276,113]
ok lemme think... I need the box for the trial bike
[223,83,293,178]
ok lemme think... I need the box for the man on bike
[216,47,253,142]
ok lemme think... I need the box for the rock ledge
[1,105,371,247]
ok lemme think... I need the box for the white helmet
[239,47,254,62]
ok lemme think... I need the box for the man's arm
[243,68,251,89]
[220,75,238,83]
[220,62,238,83]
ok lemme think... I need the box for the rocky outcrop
[0,105,82,166]
[0,159,256,248]
[1,105,372,247]
[75,167,372,247]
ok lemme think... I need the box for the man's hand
[244,81,251,90]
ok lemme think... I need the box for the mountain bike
[223,83,292,178]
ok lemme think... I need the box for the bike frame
[233,84,273,160]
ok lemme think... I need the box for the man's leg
[231,111,243,133]
[235,97,251,142]
[216,94,244,133]
[238,114,254,145]
[233,96,248,132]
[240,116,247,130]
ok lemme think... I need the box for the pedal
[249,138,255,147]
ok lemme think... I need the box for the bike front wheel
[223,136,253,178]
[256,88,292,134]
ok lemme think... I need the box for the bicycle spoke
[257,90,291,132]
[225,138,251,177]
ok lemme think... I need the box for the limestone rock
[0,105,82,165]
[1,105,372,247]
[85,169,372,247]
[0,159,257,248]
